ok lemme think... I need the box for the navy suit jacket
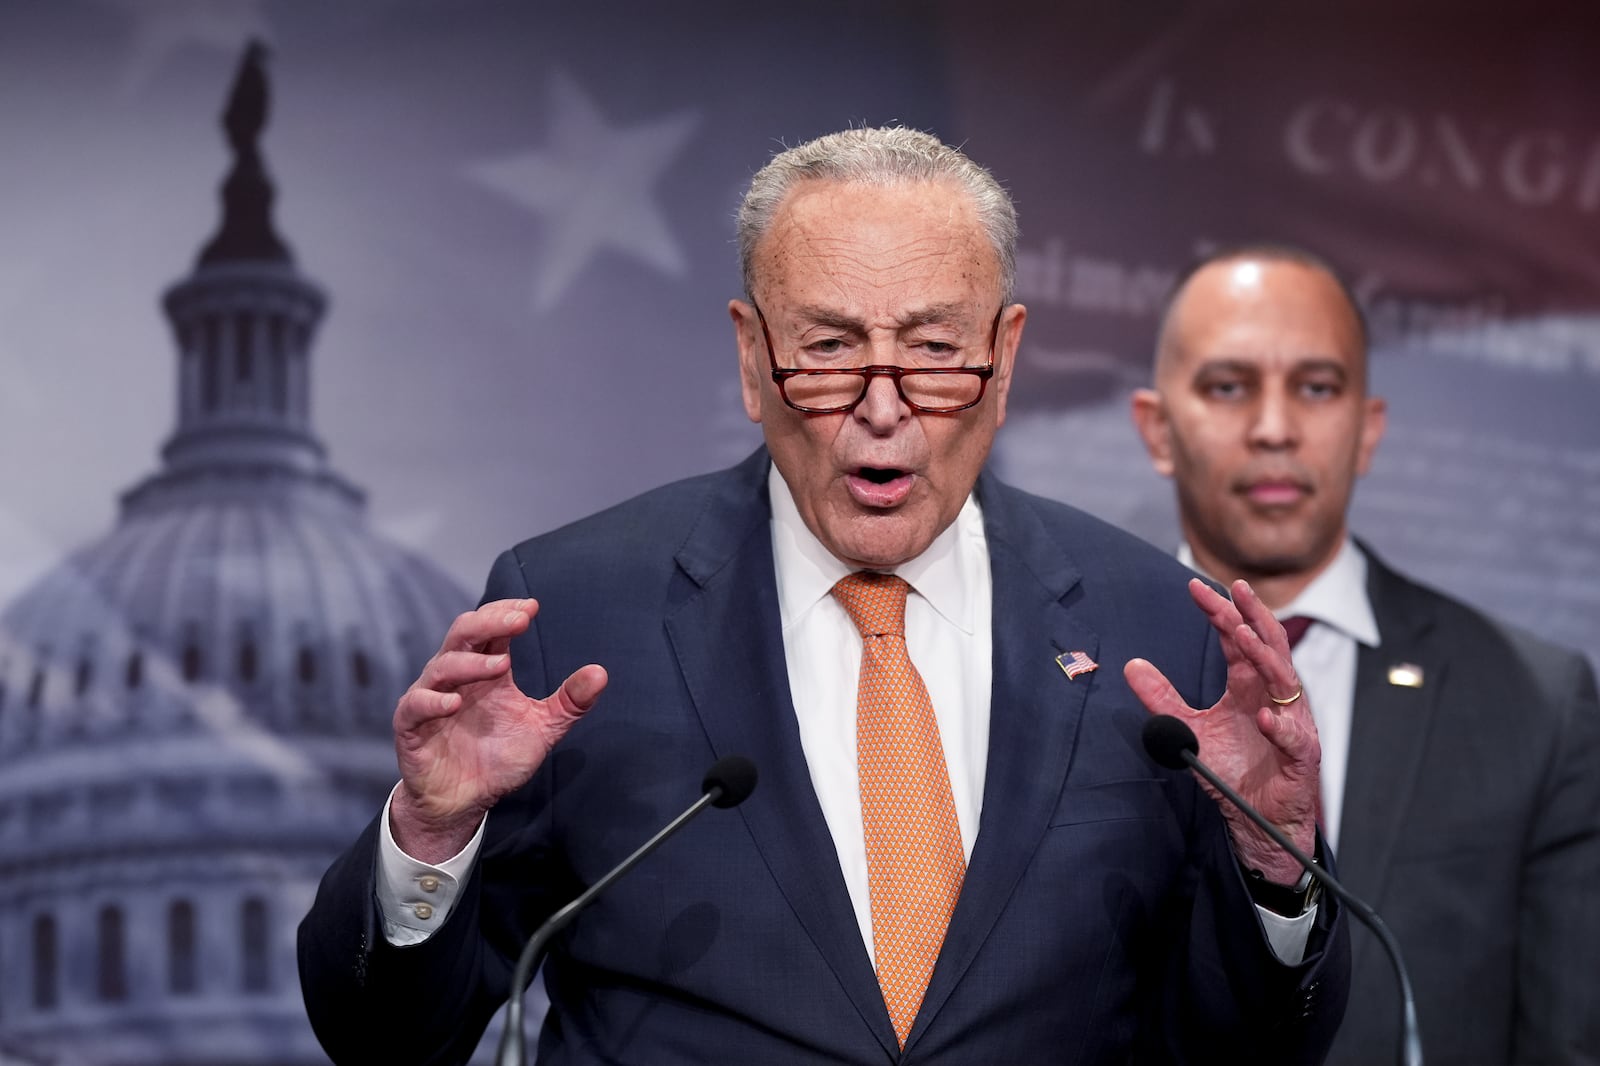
[298,449,1349,1064]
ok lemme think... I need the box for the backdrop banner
[0,3,1594,1062]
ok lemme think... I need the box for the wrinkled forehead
[750,178,1001,307]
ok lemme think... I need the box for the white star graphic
[465,70,701,312]
[101,0,273,98]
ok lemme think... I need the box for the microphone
[495,755,758,1066]
[1141,716,1422,1066]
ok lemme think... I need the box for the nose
[1248,388,1299,450]
[853,371,911,433]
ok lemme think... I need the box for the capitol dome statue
[0,42,466,1064]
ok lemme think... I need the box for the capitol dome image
[0,43,466,1065]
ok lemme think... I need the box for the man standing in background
[1130,244,1600,1064]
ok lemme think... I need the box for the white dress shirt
[1179,539,1381,853]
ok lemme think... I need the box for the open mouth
[858,466,905,484]
[846,466,915,507]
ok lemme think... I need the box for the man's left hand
[1124,577,1321,884]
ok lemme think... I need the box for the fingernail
[504,610,523,625]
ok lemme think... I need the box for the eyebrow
[1193,355,1350,377]
[789,302,975,332]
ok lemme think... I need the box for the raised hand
[1124,578,1321,883]
[389,599,607,862]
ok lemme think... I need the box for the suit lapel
[1337,549,1446,973]
[662,450,900,1058]
[908,474,1097,1048]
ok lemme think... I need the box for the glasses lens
[782,372,863,411]
[900,371,985,411]
[780,369,988,412]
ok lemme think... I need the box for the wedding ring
[1269,688,1303,706]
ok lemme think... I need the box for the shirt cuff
[1255,902,1317,966]
[375,781,487,947]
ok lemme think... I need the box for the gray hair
[737,126,1018,303]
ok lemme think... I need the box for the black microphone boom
[1140,715,1423,1066]
[495,754,758,1066]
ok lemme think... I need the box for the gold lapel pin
[1387,662,1425,688]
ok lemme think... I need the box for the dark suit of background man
[298,129,1350,1065]
[1131,246,1600,1065]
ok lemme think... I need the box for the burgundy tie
[1280,615,1314,649]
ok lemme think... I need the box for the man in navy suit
[1130,245,1600,1063]
[299,129,1349,1064]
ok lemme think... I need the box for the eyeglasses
[754,302,1002,414]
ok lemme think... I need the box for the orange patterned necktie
[832,571,966,1047]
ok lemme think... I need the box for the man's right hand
[389,598,607,863]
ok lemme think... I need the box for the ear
[1130,387,1175,477]
[729,299,765,424]
[989,304,1027,427]
[1355,394,1387,476]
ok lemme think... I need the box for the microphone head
[703,755,758,808]
[1142,715,1199,771]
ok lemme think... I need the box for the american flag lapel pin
[1056,649,1098,680]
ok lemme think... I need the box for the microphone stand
[1177,747,1423,1066]
[495,787,729,1066]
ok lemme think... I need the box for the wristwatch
[1244,860,1323,917]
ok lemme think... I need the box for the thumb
[1124,658,1191,718]
[545,663,608,724]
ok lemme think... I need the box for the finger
[1232,622,1303,706]
[394,686,463,734]
[436,599,539,655]
[1187,578,1247,658]
[1191,579,1289,695]
[417,649,513,691]
[1229,579,1291,657]
[1188,577,1243,625]
[1255,705,1322,769]
[1123,658,1195,718]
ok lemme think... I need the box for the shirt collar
[767,462,983,634]
[1177,537,1380,648]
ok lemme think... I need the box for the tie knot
[831,572,910,637]
[1279,614,1315,649]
